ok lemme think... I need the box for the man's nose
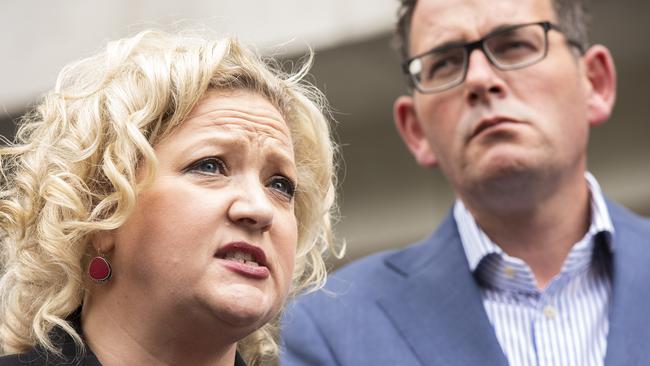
[227,177,274,232]
[463,49,507,104]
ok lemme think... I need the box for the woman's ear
[393,95,438,167]
[581,45,617,126]
[92,230,115,253]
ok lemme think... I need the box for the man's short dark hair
[395,0,590,61]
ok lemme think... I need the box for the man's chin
[466,155,549,193]
[472,143,548,175]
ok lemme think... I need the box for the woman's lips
[215,242,270,279]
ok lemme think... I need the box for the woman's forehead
[157,89,295,162]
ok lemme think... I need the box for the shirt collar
[455,172,615,273]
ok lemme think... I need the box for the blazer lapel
[604,201,650,365]
[377,214,508,366]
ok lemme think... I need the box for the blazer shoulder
[607,199,650,234]
[293,211,460,308]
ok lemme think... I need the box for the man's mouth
[471,116,521,139]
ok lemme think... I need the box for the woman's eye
[188,158,226,175]
[267,176,296,199]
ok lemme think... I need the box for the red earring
[88,255,112,283]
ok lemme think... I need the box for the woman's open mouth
[215,242,270,279]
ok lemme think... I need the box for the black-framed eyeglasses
[402,21,583,94]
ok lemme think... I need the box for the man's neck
[460,171,591,289]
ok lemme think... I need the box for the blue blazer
[280,201,650,365]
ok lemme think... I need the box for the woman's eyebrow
[178,133,295,171]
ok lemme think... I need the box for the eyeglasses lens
[409,23,548,93]
[485,25,546,68]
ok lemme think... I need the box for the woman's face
[110,89,298,334]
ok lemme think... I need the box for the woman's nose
[227,177,274,232]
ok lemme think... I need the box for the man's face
[395,0,614,198]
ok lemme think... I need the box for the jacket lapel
[377,214,508,366]
[604,201,650,365]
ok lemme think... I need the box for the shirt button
[504,266,515,278]
[543,305,556,319]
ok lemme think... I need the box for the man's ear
[582,45,617,126]
[393,95,437,167]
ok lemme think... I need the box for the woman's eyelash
[186,157,227,175]
[185,158,296,199]
[268,175,297,198]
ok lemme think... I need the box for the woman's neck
[81,292,240,366]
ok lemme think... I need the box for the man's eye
[188,158,226,175]
[425,52,464,80]
[429,58,455,77]
[503,41,534,51]
[267,176,296,199]
[491,37,539,57]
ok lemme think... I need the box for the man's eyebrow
[421,23,523,55]
[413,38,467,58]
[486,23,521,35]
[430,39,468,52]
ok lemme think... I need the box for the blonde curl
[0,29,342,365]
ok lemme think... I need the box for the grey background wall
[2,1,648,268]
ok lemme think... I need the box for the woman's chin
[200,284,281,330]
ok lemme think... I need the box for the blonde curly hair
[0,29,340,365]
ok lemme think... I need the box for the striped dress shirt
[454,172,614,366]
